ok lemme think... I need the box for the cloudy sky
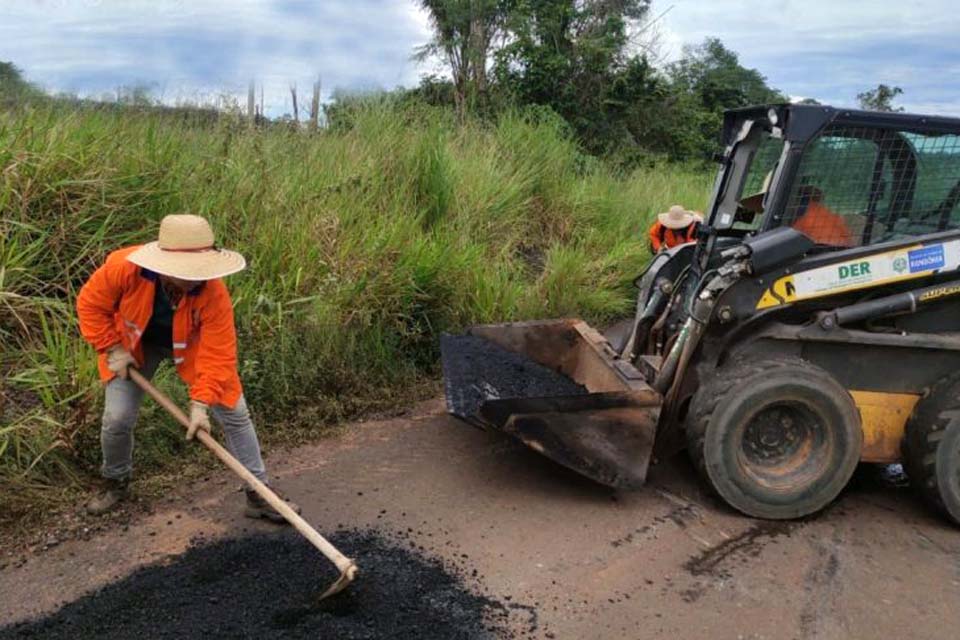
[2,0,959,117]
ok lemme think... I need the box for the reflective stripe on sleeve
[123,319,142,336]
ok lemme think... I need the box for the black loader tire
[686,358,862,520]
[902,373,960,526]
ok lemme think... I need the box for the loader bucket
[441,319,662,489]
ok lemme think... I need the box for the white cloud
[3,1,958,117]
[0,0,433,116]
[656,0,960,114]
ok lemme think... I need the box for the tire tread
[902,372,960,520]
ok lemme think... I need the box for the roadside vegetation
[0,97,711,521]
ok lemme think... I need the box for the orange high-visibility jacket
[792,202,854,247]
[76,245,243,408]
[648,221,699,253]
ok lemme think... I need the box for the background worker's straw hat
[127,214,246,281]
[657,205,699,230]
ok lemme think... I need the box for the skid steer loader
[442,103,960,524]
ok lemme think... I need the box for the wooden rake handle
[128,368,357,577]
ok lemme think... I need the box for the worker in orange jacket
[648,205,703,253]
[790,186,854,247]
[77,214,300,520]
[740,176,853,247]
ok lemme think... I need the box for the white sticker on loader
[756,239,960,309]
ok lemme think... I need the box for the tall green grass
[0,99,712,521]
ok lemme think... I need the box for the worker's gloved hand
[187,401,212,441]
[106,345,136,379]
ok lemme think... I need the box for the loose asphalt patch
[0,529,531,639]
[441,333,587,422]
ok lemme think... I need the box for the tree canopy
[0,62,39,99]
[416,0,505,117]
[413,2,786,163]
[668,38,785,112]
[857,84,904,112]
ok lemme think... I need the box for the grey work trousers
[100,343,267,483]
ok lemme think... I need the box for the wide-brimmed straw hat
[657,205,699,230]
[126,214,246,281]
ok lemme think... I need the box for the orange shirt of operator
[792,201,854,247]
[740,176,854,247]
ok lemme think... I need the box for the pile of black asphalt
[0,529,521,640]
[441,333,587,422]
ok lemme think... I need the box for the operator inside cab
[648,205,703,253]
[739,174,854,247]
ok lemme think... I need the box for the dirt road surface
[2,398,959,639]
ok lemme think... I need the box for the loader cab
[709,104,960,253]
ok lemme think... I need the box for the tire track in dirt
[682,521,794,579]
[674,519,796,604]
[798,526,846,639]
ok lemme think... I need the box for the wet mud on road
[2,399,959,639]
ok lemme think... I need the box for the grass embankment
[0,100,711,522]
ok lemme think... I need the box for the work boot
[245,489,302,524]
[85,478,130,515]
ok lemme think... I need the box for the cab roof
[722,103,960,146]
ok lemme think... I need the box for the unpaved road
[2,398,959,639]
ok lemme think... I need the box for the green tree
[592,55,705,163]
[660,38,784,159]
[668,38,785,112]
[0,61,39,99]
[407,74,459,107]
[416,7,787,164]
[857,84,904,112]
[493,0,652,153]
[416,0,507,118]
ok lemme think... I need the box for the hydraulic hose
[623,278,672,360]
[652,268,742,398]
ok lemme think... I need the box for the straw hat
[126,214,246,281]
[657,205,698,230]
